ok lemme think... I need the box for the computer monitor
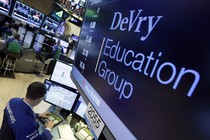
[17,26,26,41]
[50,60,77,90]
[12,1,45,28]
[0,0,12,15]
[60,40,69,53]
[44,79,80,111]
[33,42,42,52]
[23,31,34,48]
[35,34,45,44]
[73,96,87,119]
[71,34,79,42]
[41,16,59,34]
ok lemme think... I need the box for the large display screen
[44,79,79,111]
[41,16,59,34]
[0,0,12,15]
[12,1,44,28]
[71,0,210,140]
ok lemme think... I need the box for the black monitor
[71,34,79,42]
[50,60,77,90]
[44,79,80,111]
[12,1,45,28]
[0,0,12,15]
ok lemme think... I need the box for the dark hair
[14,33,20,40]
[26,82,47,100]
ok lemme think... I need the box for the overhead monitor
[12,1,45,28]
[44,79,80,111]
[50,60,77,90]
[0,0,12,15]
[71,0,210,140]
[41,16,59,34]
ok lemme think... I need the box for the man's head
[25,82,47,107]
[14,33,20,40]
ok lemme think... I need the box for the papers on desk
[58,125,75,140]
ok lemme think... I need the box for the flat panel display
[23,31,34,48]
[60,40,69,53]
[41,16,59,34]
[0,0,12,15]
[35,33,45,44]
[12,1,44,28]
[32,41,42,52]
[71,0,210,140]
[17,26,26,41]
[50,60,77,90]
[44,79,79,111]
[73,96,87,119]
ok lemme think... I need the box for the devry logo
[110,9,163,41]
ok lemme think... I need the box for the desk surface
[38,105,77,140]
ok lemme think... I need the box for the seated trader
[0,82,54,140]
[6,33,22,54]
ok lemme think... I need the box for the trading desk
[38,105,77,140]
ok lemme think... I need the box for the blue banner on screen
[71,0,210,139]
[0,0,12,15]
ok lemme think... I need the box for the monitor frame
[11,1,45,28]
[44,79,80,112]
[50,60,77,91]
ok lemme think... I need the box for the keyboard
[58,125,75,140]
[39,111,63,127]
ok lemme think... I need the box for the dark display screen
[0,0,12,15]
[71,0,210,140]
[12,1,44,28]
[41,16,59,34]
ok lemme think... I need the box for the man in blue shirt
[0,82,54,140]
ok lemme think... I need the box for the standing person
[0,82,54,140]
[0,22,12,39]
[52,40,64,60]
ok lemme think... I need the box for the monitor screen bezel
[50,60,77,91]
[11,1,45,28]
[44,79,80,112]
